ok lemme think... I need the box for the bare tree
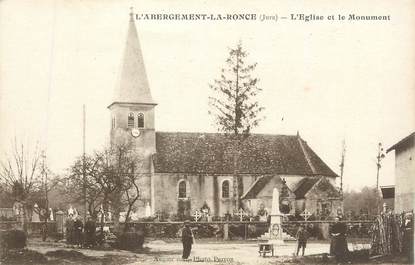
[209,42,264,209]
[67,154,103,219]
[121,170,141,232]
[0,139,43,230]
[67,141,142,231]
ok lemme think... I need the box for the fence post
[223,222,229,240]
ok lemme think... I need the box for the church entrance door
[178,200,191,220]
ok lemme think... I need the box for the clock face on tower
[131,128,141,138]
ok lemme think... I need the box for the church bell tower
[108,9,156,177]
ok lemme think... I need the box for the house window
[128,113,134,128]
[137,113,144,128]
[222,180,230,198]
[178,180,187,198]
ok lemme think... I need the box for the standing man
[296,225,308,256]
[330,217,349,262]
[181,220,194,259]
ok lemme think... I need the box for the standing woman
[181,220,194,259]
[73,216,84,248]
[65,214,74,244]
[330,217,349,262]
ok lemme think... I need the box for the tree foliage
[343,186,382,217]
[209,42,264,138]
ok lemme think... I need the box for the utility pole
[83,105,87,223]
[339,139,346,198]
[376,142,385,214]
[41,150,48,241]
[376,142,385,190]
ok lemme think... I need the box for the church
[108,12,342,220]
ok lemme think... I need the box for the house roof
[153,132,338,177]
[293,177,321,199]
[380,185,395,199]
[386,132,415,153]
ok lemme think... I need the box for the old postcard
[0,0,414,264]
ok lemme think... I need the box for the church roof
[241,176,274,200]
[294,177,341,199]
[293,177,321,199]
[153,132,338,177]
[110,12,155,107]
[241,175,292,200]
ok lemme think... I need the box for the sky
[0,0,414,191]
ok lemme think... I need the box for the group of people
[179,218,350,260]
[65,215,97,248]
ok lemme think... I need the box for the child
[296,225,308,256]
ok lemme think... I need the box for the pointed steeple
[111,8,155,106]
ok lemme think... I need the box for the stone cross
[155,211,162,221]
[300,210,312,221]
[236,208,246,221]
[193,210,202,222]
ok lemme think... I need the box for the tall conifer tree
[209,42,264,209]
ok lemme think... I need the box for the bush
[45,249,98,262]
[116,231,144,250]
[192,224,218,238]
[0,249,47,264]
[162,224,180,238]
[0,230,26,251]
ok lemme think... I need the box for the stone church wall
[130,174,152,218]
[151,174,272,217]
[152,173,238,218]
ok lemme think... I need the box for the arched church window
[178,180,187,198]
[137,113,144,128]
[128,113,134,128]
[222,180,230,198]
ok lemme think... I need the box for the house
[386,132,415,213]
[107,11,342,219]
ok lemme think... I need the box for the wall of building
[150,173,340,218]
[152,173,238,217]
[394,144,415,212]
[130,174,152,218]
